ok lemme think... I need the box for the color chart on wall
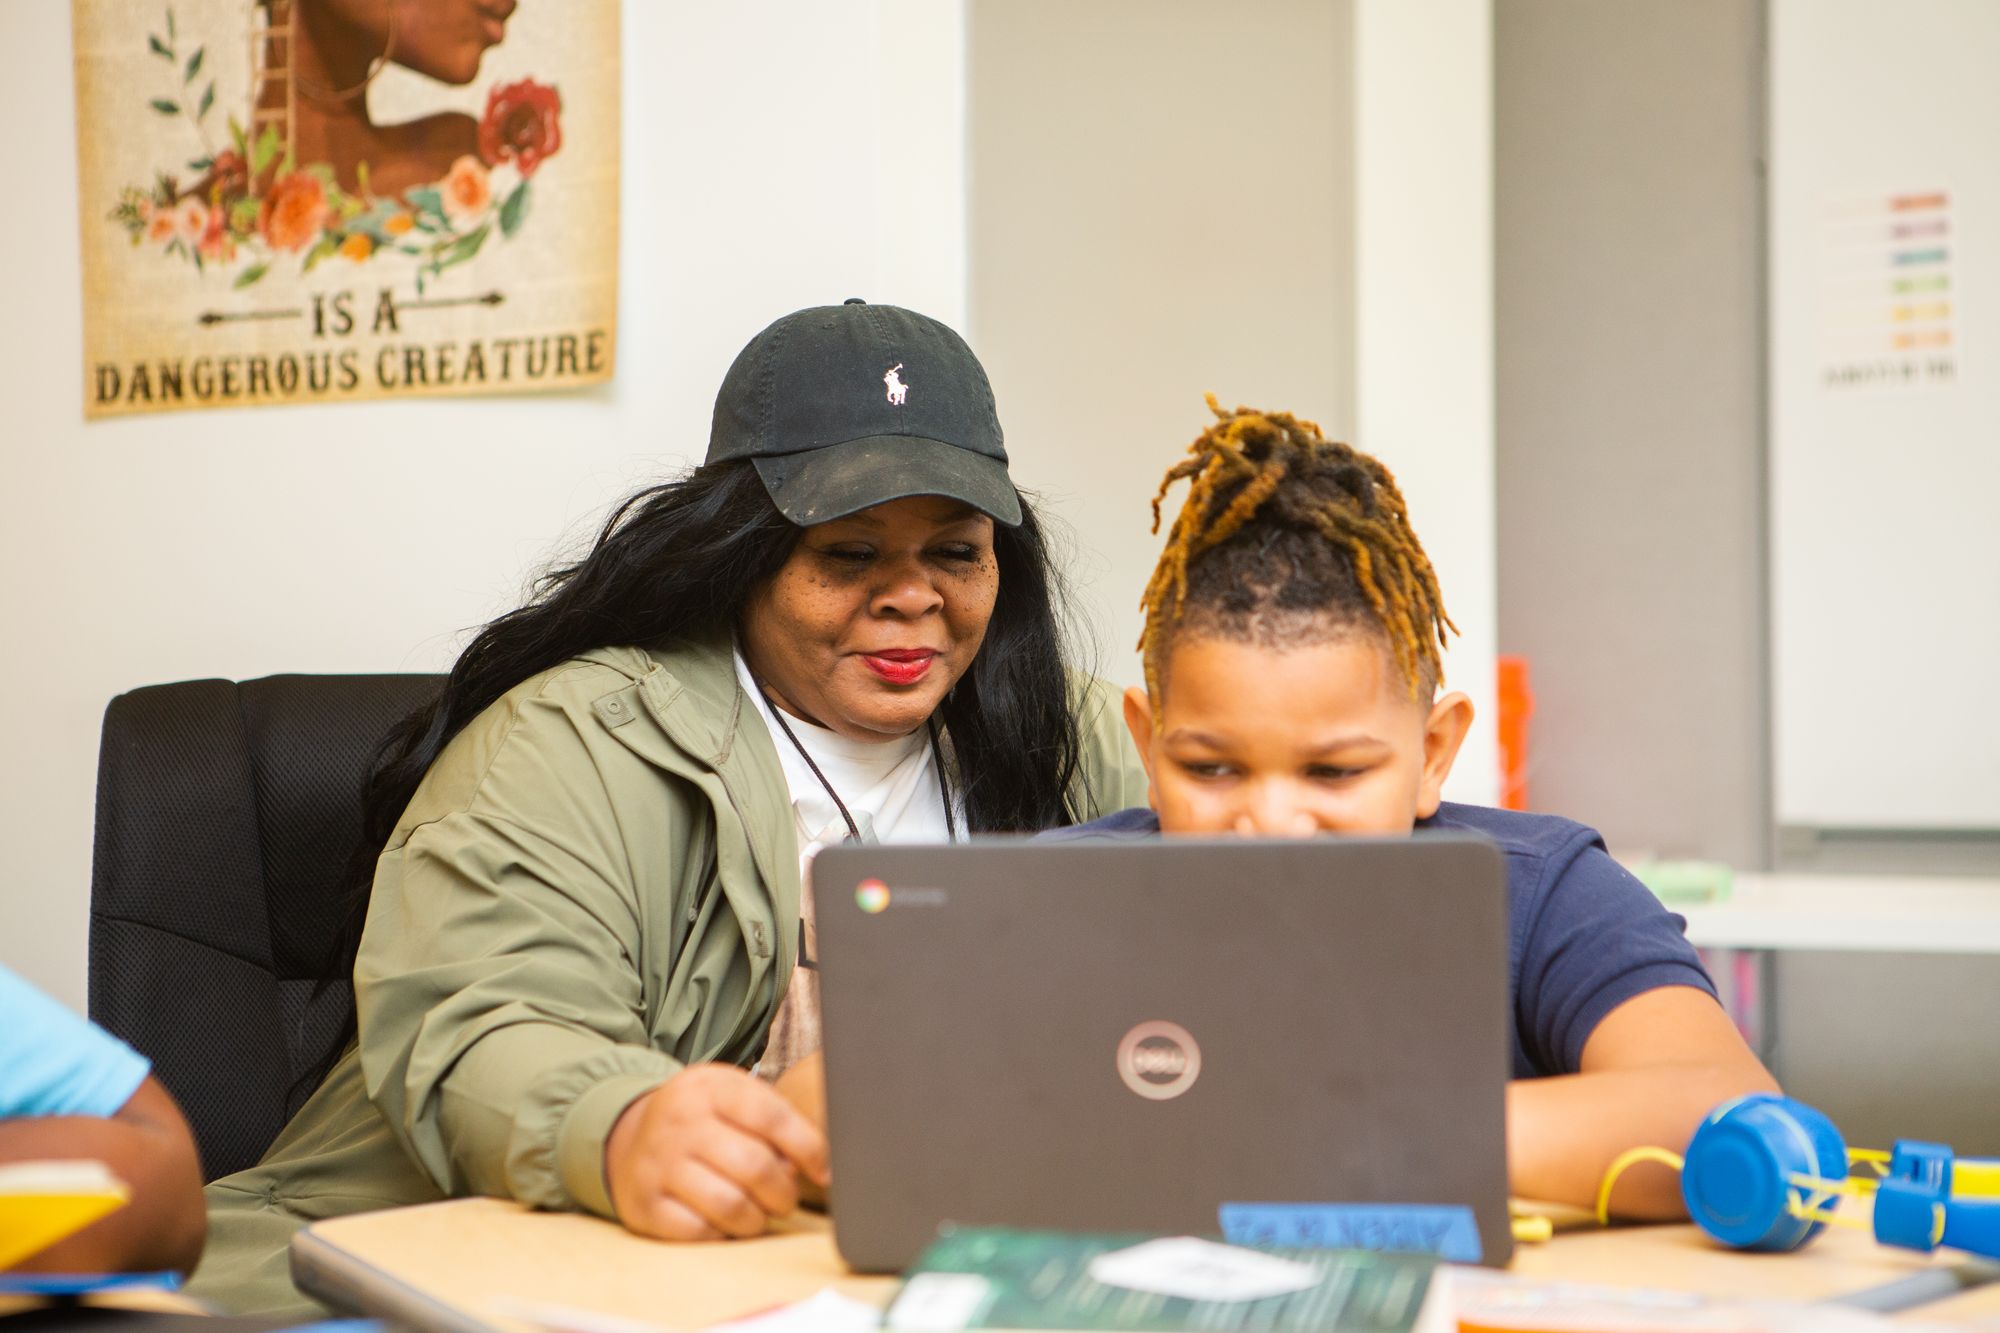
[1817,190,1956,391]
[1771,0,2000,831]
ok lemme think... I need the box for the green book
[1626,858,1734,905]
[883,1226,1435,1331]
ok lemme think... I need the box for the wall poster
[1816,189,1956,392]
[72,1,619,419]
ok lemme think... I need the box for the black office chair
[87,674,441,1181]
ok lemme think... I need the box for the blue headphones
[1682,1094,2000,1261]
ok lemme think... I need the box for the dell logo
[1116,1020,1202,1101]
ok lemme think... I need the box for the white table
[1681,873,2000,955]
[1673,872,2000,1057]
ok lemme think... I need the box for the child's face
[1124,633,1473,836]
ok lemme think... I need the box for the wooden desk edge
[290,1196,2000,1330]
[294,1224,501,1333]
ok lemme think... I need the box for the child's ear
[1416,690,1475,819]
[1122,685,1159,794]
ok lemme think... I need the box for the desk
[295,1201,893,1333]
[292,1197,1999,1332]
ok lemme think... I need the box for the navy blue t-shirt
[1043,802,1716,1079]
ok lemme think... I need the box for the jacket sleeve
[1068,672,1150,821]
[354,683,682,1221]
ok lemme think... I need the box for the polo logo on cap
[883,363,909,407]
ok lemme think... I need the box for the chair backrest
[88,673,441,1181]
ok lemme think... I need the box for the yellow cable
[1787,1171,1855,1199]
[1782,1172,1867,1232]
[1848,1149,1892,1186]
[1510,1214,1554,1244]
[1594,1146,1687,1226]
[1586,1143,1872,1234]
[1955,1162,2000,1198]
[1785,1171,1861,1228]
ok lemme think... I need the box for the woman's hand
[604,1063,830,1241]
[773,1053,830,1212]
[772,1052,826,1132]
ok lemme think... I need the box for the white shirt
[733,652,960,876]
[734,651,963,1080]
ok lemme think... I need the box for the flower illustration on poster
[109,10,562,292]
[72,1,619,418]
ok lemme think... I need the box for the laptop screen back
[812,835,1512,1272]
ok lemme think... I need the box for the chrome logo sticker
[1117,1020,1202,1100]
[856,879,890,914]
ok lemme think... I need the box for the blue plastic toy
[1681,1093,1848,1251]
[1679,1093,2000,1263]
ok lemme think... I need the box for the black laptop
[811,835,1513,1272]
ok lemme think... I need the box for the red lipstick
[860,649,936,685]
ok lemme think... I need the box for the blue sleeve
[0,964,150,1118]
[1037,808,1161,841]
[1515,841,1718,1075]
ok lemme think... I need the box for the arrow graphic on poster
[196,306,303,326]
[196,291,503,327]
[400,291,507,313]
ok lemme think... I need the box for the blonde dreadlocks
[1139,395,1456,705]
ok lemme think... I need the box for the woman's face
[741,496,1000,743]
[313,0,515,86]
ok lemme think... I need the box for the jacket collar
[579,635,798,914]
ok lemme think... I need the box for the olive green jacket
[187,636,1146,1317]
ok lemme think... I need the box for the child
[1059,399,1777,1218]
[0,963,206,1272]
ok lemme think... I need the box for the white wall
[969,0,1497,813]
[1495,0,1767,864]
[968,0,1504,800]
[0,0,968,1009]
[1354,0,1497,805]
[5,1,1503,1011]
[1769,0,2000,832]
[967,0,1355,683]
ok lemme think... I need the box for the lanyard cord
[929,715,960,842]
[755,681,958,844]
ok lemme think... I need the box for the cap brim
[752,435,1023,527]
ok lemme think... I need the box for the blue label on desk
[1219,1202,1483,1262]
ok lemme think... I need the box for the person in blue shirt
[0,963,205,1272]
[1053,398,1778,1218]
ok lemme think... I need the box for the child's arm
[0,1074,207,1273]
[1506,985,1778,1218]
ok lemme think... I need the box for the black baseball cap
[706,300,1022,527]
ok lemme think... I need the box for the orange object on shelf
[1497,656,1533,811]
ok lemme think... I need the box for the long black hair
[302,459,1093,1097]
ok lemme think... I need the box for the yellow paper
[0,1189,130,1271]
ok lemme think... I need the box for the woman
[260,0,523,196]
[187,302,1146,1315]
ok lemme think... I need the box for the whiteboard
[1770,0,2000,830]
